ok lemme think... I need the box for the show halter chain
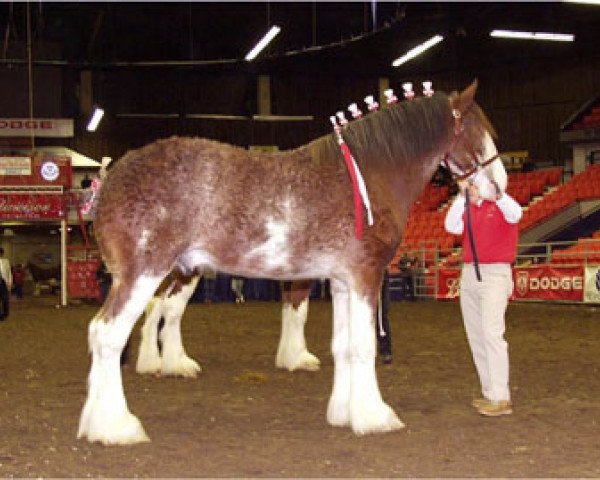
[331,80,434,239]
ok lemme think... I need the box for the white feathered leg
[327,279,352,427]
[346,290,404,435]
[276,298,320,371]
[159,276,201,377]
[78,275,162,445]
[135,297,163,375]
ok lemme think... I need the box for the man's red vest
[462,200,519,264]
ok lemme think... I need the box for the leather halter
[442,106,500,181]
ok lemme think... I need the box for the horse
[78,80,505,445]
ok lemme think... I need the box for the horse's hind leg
[327,277,404,435]
[78,274,163,445]
[159,275,201,377]
[276,280,320,371]
[136,296,163,375]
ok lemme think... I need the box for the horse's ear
[452,79,478,112]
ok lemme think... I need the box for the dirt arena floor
[0,295,599,478]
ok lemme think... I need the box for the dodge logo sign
[516,271,529,295]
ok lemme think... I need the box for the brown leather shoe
[478,400,513,417]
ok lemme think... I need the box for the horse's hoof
[161,355,202,378]
[78,410,150,445]
[327,399,351,428]
[276,350,320,372]
[135,356,162,375]
[351,404,405,435]
[293,351,321,372]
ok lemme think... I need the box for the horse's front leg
[276,280,320,371]
[78,274,163,445]
[327,278,404,434]
[159,275,202,377]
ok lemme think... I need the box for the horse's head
[444,80,507,201]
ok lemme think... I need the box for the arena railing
[391,238,600,303]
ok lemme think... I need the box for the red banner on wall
[437,265,585,302]
[0,193,65,219]
[513,266,584,302]
[437,268,461,300]
[0,155,72,188]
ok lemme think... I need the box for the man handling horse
[444,178,522,417]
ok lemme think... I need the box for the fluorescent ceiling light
[563,0,600,4]
[392,34,444,67]
[86,106,104,132]
[245,25,281,61]
[490,30,575,42]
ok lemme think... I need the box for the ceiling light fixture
[392,34,444,67]
[86,106,104,132]
[563,0,600,4]
[490,29,575,42]
[245,25,281,61]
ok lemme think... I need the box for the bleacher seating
[520,164,599,231]
[571,106,600,130]
[550,234,600,265]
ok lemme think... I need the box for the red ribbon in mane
[339,141,364,239]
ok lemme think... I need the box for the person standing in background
[0,248,13,320]
[376,269,393,364]
[11,264,26,299]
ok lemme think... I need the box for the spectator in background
[376,270,393,364]
[231,276,245,303]
[398,253,416,301]
[0,248,12,320]
[444,179,522,417]
[11,263,26,299]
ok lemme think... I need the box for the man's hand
[457,179,469,195]
[490,179,503,201]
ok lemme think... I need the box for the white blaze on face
[472,131,507,200]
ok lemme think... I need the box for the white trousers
[460,263,513,402]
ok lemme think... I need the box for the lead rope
[377,287,386,337]
[465,188,482,282]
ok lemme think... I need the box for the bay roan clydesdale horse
[79,80,505,445]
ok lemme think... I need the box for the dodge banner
[512,266,584,302]
[437,265,587,302]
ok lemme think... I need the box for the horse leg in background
[78,273,164,445]
[159,275,201,377]
[137,274,201,377]
[327,277,404,435]
[276,280,321,371]
[136,295,164,375]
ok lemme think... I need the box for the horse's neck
[370,150,446,224]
